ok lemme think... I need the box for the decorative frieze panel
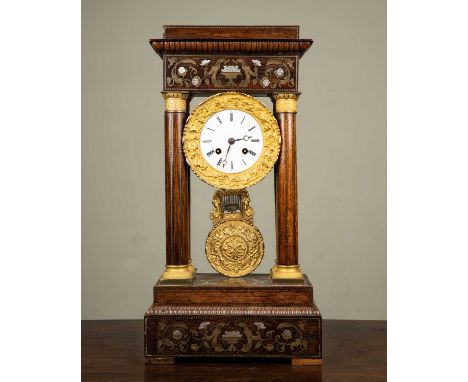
[145,312,321,359]
[163,55,298,93]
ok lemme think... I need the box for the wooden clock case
[144,26,322,366]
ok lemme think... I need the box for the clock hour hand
[222,144,231,167]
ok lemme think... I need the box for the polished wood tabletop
[82,319,386,382]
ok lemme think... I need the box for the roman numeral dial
[199,109,264,174]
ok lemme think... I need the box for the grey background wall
[82,0,386,320]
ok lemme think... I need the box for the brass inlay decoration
[162,92,189,112]
[183,92,281,189]
[146,305,321,316]
[156,320,309,354]
[165,56,297,91]
[271,93,300,113]
[206,189,264,277]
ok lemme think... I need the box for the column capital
[161,91,190,112]
[270,93,301,113]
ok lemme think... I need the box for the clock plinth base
[145,273,322,364]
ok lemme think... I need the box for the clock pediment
[150,25,313,95]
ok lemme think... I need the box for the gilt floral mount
[163,55,298,93]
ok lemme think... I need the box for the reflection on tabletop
[144,358,322,382]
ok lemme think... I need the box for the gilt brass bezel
[183,92,281,190]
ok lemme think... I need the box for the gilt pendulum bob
[206,189,263,277]
[144,25,322,366]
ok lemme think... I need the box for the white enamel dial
[199,109,264,174]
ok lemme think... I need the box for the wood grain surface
[275,112,299,266]
[82,319,386,382]
[163,25,300,40]
[154,273,314,306]
[164,110,190,266]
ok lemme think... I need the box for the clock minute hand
[234,135,252,142]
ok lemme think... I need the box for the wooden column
[160,92,194,280]
[270,93,303,279]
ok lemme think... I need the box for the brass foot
[146,356,175,365]
[270,265,304,280]
[160,265,193,281]
[187,260,197,275]
[291,358,322,366]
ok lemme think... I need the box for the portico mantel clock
[144,25,322,366]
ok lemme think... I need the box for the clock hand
[222,144,231,167]
[234,135,252,142]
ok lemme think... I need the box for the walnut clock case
[144,26,322,366]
